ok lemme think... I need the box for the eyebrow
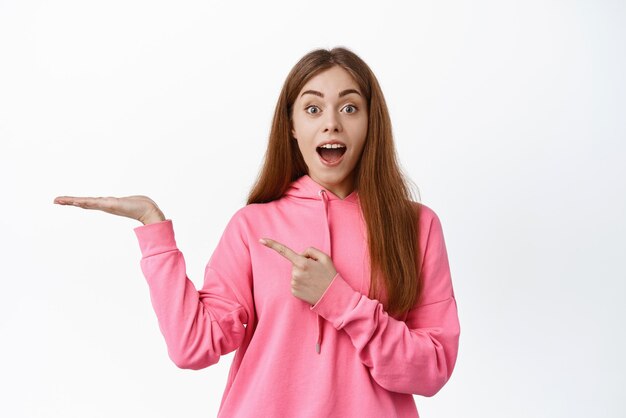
[300,89,362,98]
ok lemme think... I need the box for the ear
[291,127,297,140]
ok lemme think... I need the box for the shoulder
[410,201,446,246]
[411,201,441,228]
[224,200,281,231]
[234,200,278,219]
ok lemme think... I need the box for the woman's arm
[310,209,460,396]
[134,210,254,370]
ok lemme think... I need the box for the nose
[322,110,342,133]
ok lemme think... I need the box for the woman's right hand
[53,195,166,225]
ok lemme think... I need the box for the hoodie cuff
[310,273,361,326]
[133,219,178,257]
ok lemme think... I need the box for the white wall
[1,0,624,416]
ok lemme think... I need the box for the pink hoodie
[134,174,460,418]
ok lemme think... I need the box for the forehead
[299,66,360,95]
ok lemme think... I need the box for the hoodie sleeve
[310,207,460,397]
[134,210,254,370]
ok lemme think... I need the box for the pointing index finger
[259,238,301,264]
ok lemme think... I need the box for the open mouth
[316,144,347,164]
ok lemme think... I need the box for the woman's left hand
[259,238,337,306]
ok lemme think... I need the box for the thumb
[301,246,328,262]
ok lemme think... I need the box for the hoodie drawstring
[315,189,331,354]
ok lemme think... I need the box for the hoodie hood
[284,175,360,354]
[284,174,360,205]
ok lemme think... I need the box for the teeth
[319,144,346,149]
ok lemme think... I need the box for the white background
[1,0,625,417]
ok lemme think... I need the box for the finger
[301,246,327,262]
[53,196,91,206]
[55,196,108,210]
[53,196,78,205]
[70,197,99,208]
[259,238,302,264]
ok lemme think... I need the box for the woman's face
[291,65,368,199]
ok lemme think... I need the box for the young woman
[54,47,460,418]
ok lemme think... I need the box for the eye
[343,104,358,114]
[305,105,320,115]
